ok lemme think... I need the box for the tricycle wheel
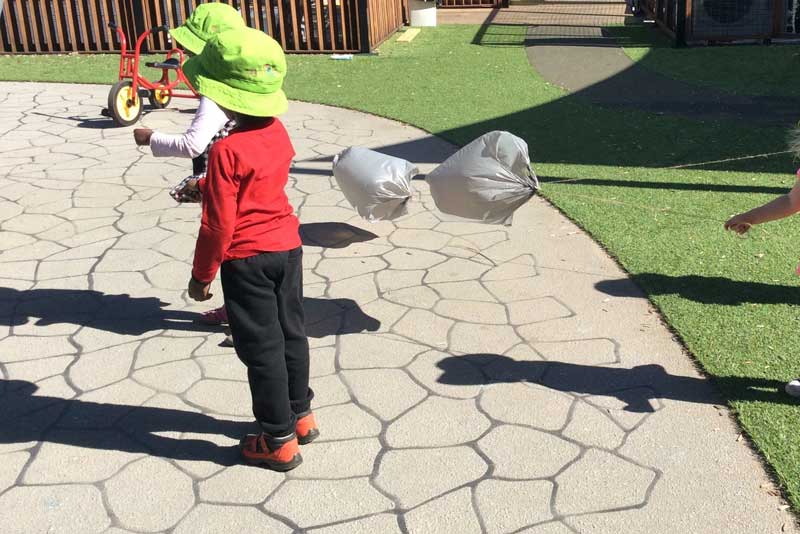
[148,88,172,109]
[107,80,142,127]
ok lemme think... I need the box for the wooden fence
[439,0,504,6]
[0,0,405,53]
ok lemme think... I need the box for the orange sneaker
[241,432,302,472]
[296,411,320,445]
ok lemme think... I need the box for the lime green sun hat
[182,28,288,117]
[169,2,245,55]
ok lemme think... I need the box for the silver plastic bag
[426,131,539,225]
[332,147,417,222]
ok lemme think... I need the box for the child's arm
[724,175,800,234]
[189,144,239,297]
[136,97,229,159]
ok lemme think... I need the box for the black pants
[221,247,312,437]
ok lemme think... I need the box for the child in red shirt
[183,28,317,471]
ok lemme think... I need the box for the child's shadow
[0,379,256,466]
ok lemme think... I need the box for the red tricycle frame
[105,22,199,127]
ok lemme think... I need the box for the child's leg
[275,247,313,415]
[220,253,294,437]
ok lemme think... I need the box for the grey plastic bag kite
[333,147,417,222]
[426,131,539,225]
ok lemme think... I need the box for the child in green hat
[184,27,317,471]
[133,2,245,331]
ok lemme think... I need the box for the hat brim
[183,57,288,117]
[169,26,206,55]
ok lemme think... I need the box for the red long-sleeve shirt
[192,118,301,283]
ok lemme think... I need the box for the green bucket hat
[170,2,244,55]
[182,28,288,117]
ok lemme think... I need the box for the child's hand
[133,128,153,146]
[724,214,753,235]
[188,277,213,301]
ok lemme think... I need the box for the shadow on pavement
[436,354,797,408]
[1,287,380,338]
[0,379,254,466]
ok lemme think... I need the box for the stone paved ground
[0,82,796,533]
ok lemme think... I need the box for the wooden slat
[2,1,17,52]
[275,0,288,49]
[312,0,323,49]
[264,0,276,37]
[73,0,90,51]
[324,0,334,49]
[87,0,103,50]
[288,0,300,50]
[337,0,346,50]
[299,0,310,49]
[35,0,51,51]
[14,0,29,51]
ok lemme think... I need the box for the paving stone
[435,299,507,324]
[519,522,583,534]
[408,350,484,399]
[478,425,580,479]
[339,333,426,369]
[507,297,573,325]
[429,280,498,302]
[584,388,659,430]
[0,335,76,362]
[480,382,574,431]
[310,373,351,408]
[534,338,618,365]
[5,355,74,384]
[0,231,36,251]
[267,478,394,529]
[355,298,408,333]
[315,256,387,281]
[484,278,551,303]
[308,514,402,534]
[106,457,194,532]
[133,359,202,394]
[327,272,379,307]
[0,484,110,534]
[376,446,487,508]
[0,451,29,493]
[389,228,451,251]
[185,379,252,417]
[62,380,153,428]
[47,238,118,261]
[386,396,489,447]
[23,430,143,483]
[310,346,336,377]
[115,227,172,249]
[197,354,246,381]
[3,213,63,234]
[476,479,554,534]
[0,240,64,261]
[404,488,481,534]
[198,465,283,504]
[95,249,169,272]
[38,257,97,279]
[481,261,538,282]
[555,449,656,515]
[294,437,382,479]
[449,322,521,354]
[396,211,441,229]
[384,248,447,270]
[376,269,425,292]
[343,369,426,420]
[134,336,203,369]
[0,260,37,280]
[314,404,382,441]
[174,504,291,534]
[393,309,453,348]
[384,285,440,309]
[425,257,491,284]
[563,400,627,449]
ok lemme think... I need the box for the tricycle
[103,22,199,127]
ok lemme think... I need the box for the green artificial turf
[608,25,800,98]
[1,24,799,510]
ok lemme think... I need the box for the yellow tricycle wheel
[148,88,172,109]
[107,80,142,127]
